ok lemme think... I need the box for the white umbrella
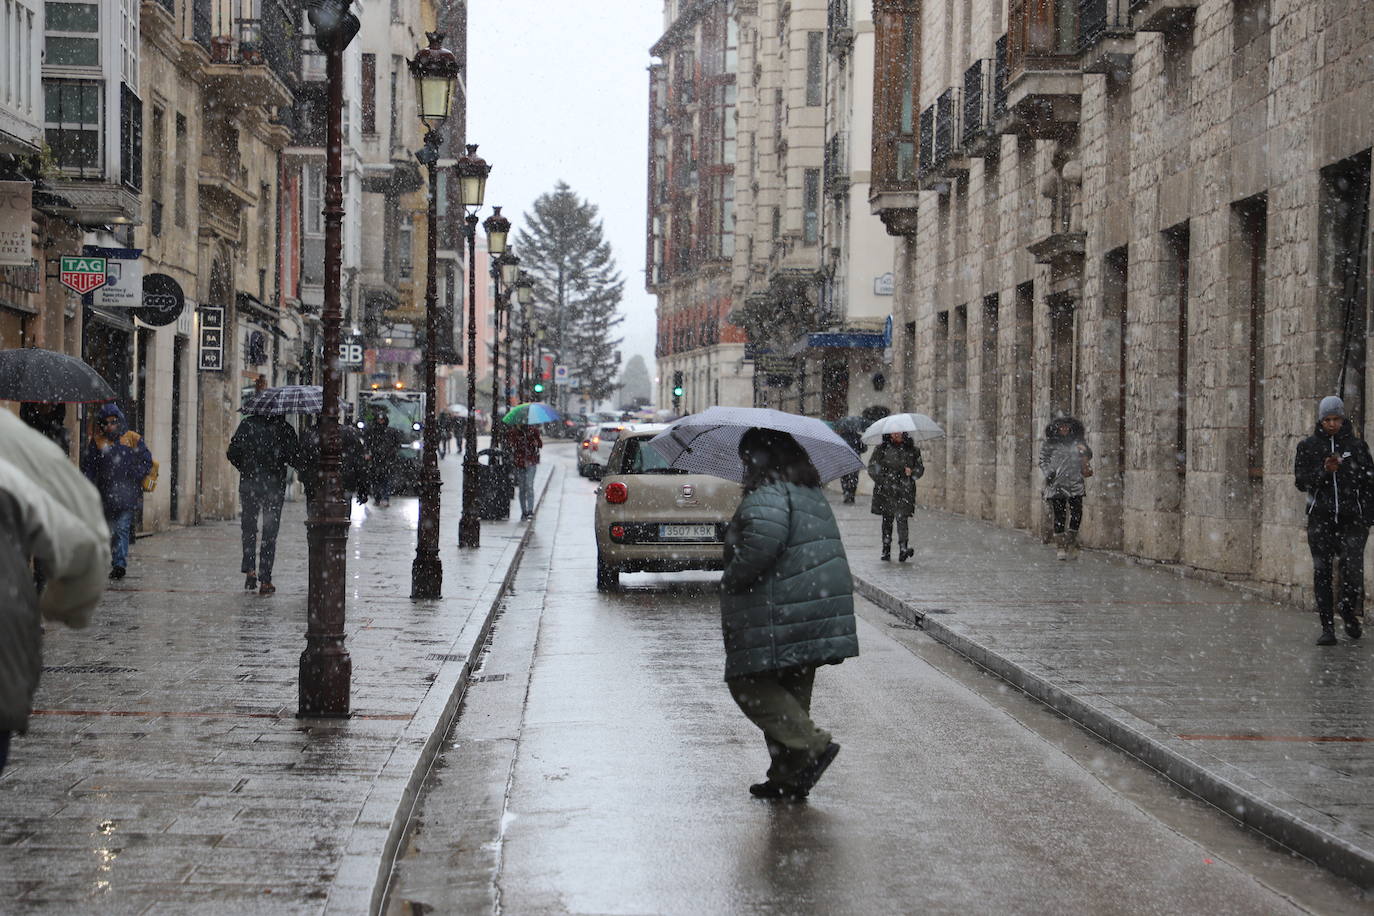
[646,406,864,484]
[861,412,945,444]
[445,403,469,417]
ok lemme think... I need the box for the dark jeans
[1049,495,1084,533]
[841,471,860,501]
[1307,514,1369,627]
[0,730,9,773]
[240,478,285,584]
[107,508,134,569]
[880,514,909,548]
[727,666,830,785]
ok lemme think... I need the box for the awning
[787,316,894,356]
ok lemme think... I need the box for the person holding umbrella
[1039,415,1092,561]
[503,402,558,520]
[81,404,153,580]
[227,393,305,595]
[866,432,923,562]
[833,416,868,504]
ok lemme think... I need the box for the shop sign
[137,273,186,327]
[59,256,108,295]
[83,246,143,308]
[0,181,32,267]
[199,306,225,371]
[339,335,365,367]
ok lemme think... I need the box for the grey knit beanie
[1319,395,1346,419]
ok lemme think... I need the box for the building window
[1320,152,1372,427]
[1232,195,1267,474]
[119,84,142,191]
[149,105,164,236]
[174,112,187,227]
[4,3,38,121]
[1163,222,1191,473]
[872,3,919,187]
[361,53,376,134]
[303,163,323,236]
[675,49,695,105]
[44,79,102,176]
[44,0,99,67]
[1104,247,1129,478]
[398,213,413,279]
[803,168,820,245]
[805,31,823,106]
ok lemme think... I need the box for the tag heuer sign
[59,256,108,295]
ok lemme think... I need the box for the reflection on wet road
[387,451,1352,914]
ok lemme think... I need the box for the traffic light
[533,380,545,395]
[672,370,684,413]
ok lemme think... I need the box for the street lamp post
[408,32,459,599]
[300,0,360,719]
[515,275,534,400]
[456,148,500,548]
[503,261,521,417]
[488,249,518,452]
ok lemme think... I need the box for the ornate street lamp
[456,145,493,548]
[502,254,520,430]
[488,248,519,456]
[515,274,534,400]
[300,0,361,719]
[407,31,459,599]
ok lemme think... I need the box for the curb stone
[852,573,1374,890]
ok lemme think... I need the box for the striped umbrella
[646,406,863,484]
[240,385,324,415]
[502,402,561,425]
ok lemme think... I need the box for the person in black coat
[867,432,923,562]
[227,413,301,595]
[1294,395,1374,645]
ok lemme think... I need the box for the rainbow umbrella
[502,402,561,425]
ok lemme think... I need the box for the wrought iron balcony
[1003,0,1082,138]
[1078,0,1135,73]
[824,131,848,198]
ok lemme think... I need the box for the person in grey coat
[867,432,923,561]
[1040,416,1093,560]
[0,409,110,774]
[721,427,859,801]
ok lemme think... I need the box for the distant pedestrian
[835,421,867,504]
[227,412,301,596]
[1294,395,1374,646]
[436,412,451,459]
[507,423,543,520]
[722,427,858,801]
[0,409,109,775]
[362,411,404,507]
[1040,416,1092,561]
[298,420,366,505]
[80,404,153,580]
[867,431,922,562]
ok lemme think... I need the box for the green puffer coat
[719,482,859,680]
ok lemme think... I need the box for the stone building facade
[648,0,753,415]
[869,0,1374,601]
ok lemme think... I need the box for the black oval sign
[137,273,186,327]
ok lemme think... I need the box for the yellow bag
[142,459,160,493]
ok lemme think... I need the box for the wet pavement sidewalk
[829,492,1374,889]
[0,443,559,914]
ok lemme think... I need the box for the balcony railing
[993,35,1009,120]
[1079,0,1131,49]
[918,105,934,173]
[824,131,848,196]
[962,60,985,146]
[934,89,958,163]
[191,0,212,51]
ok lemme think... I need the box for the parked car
[593,426,742,591]
[577,423,628,478]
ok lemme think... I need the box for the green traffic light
[533,382,545,394]
[672,386,684,397]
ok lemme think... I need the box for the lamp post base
[298,640,352,718]
[459,453,481,548]
[458,513,480,548]
[411,555,442,598]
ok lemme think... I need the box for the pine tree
[516,182,625,406]
[618,354,653,407]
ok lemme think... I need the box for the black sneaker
[1345,618,1363,640]
[1317,627,1338,646]
[899,547,914,562]
[792,742,841,793]
[109,566,126,580]
[748,780,807,801]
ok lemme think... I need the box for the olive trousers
[727,665,832,784]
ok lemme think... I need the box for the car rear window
[620,437,686,475]
[600,427,624,442]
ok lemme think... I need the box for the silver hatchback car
[593,426,743,591]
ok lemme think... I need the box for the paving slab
[0,445,560,914]
[829,492,1374,889]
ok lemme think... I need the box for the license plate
[659,524,716,541]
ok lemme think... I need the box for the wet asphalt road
[386,448,1363,914]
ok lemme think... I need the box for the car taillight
[581,440,590,449]
[610,524,626,541]
[605,482,628,504]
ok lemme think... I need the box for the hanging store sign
[339,335,365,368]
[137,273,186,327]
[59,256,108,295]
[82,246,143,308]
[199,306,225,371]
[0,181,32,267]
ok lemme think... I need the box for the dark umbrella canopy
[0,347,116,403]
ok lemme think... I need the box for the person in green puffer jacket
[721,427,859,801]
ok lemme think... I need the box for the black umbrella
[0,347,116,403]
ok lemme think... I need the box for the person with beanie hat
[1294,395,1374,645]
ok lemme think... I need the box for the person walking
[1039,416,1092,561]
[836,420,867,504]
[867,431,923,562]
[362,411,404,507]
[80,404,153,580]
[508,422,543,520]
[1294,395,1374,645]
[227,411,301,596]
[722,427,859,801]
[0,409,110,775]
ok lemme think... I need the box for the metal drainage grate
[42,665,138,674]
[469,674,509,683]
[426,654,465,662]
